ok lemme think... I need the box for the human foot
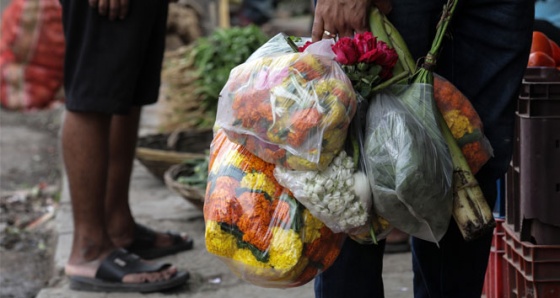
[65,248,189,292]
[123,223,194,260]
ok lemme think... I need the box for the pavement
[35,102,414,298]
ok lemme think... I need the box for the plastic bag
[364,84,453,243]
[433,74,493,174]
[273,150,371,234]
[273,99,385,237]
[245,33,310,62]
[204,130,345,288]
[215,35,357,171]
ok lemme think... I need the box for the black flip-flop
[68,248,189,293]
[126,223,194,260]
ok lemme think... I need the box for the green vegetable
[191,25,268,116]
[177,155,209,189]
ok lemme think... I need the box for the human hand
[89,0,130,20]
[311,0,392,42]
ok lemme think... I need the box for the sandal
[68,248,189,293]
[126,223,194,260]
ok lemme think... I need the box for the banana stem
[436,110,495,241]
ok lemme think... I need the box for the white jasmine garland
[274,151,372,233]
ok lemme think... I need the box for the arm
[311,0,392,42]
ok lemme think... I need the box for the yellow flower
[233,248,271,269]
[205,220,238,258]
[323,100,348,129]
[443,109,474,139]
[323,128,346,153]
[285,151,334,171]
[268,227,302,272]
[225,150,246,169]
[301,209,323,244]
[240,172,277,198]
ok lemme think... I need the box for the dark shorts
[60,0,168,114]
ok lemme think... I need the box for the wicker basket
[136,129,213,181]
[164,163,205,210]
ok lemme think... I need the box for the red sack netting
[0,0,65,110]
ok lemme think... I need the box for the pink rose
[332,37,360,65]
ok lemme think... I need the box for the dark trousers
[314,0,534,297]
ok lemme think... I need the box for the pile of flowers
[216,50,357,171]
[204,130,345,288]
[274,151,371,234]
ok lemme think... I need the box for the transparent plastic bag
[245,33,311,62]
[215,36,357,171]
[364,84,453,243]
[273,150,371,235]
[204,130,346,288]
[273,99,387,238]
[433,74,493,174]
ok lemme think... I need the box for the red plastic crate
[483,219,507,298]
[503,223,560,298]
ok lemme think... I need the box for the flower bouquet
[203,130,345,288]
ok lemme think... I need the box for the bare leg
[103,107,190,250]
[103,107,141,243]
[62,110,176,283]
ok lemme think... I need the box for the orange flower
[304,226,344,267]
[291,54,327,80]
[270,196,294,229]
[237,192,273,251]
[203,194,242,226]
[290,108,322,133]
[209,131,229,169]
[462,141,491,174]
[214,176,240,194]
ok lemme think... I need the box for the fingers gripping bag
[214,34,358,171]
[364,84,454,243]
[204,130,346,288]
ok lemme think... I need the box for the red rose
[353,32,377,55]
[332,37,360,65]
[298,41,313,52]
[376,41,399,69]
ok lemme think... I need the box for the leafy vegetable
[192,25,268,115]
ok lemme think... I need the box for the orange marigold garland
[204,130,345,288]
[216,44,357,171]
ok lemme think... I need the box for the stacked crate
[503,67,560,297]
[482,218,507,298]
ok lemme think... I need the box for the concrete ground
[36,103,414,298]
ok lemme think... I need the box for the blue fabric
[314,0,534,297]
[536,0,560,28]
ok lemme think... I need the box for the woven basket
[136,129,213,181]
[164,163,205,210]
